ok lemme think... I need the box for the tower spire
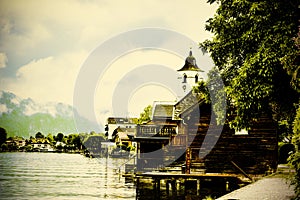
[177,49,205,94]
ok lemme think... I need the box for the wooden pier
[134,172,244,198]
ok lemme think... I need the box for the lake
[0,152,136,200]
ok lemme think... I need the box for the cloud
[0,0,217,69]
[0,0,217,125]
[0,53,8,68]
[2,50,88,105]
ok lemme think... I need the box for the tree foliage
[289,26,300,199]
[194,68,227,125]
[56,133,64,142]
[0,127,7,146]
[290,105,300,198]
[35,132,44,139]
[137,105,152,124]
[201,0,299,136]
[202,0,300,197]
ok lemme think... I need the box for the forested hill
[0,91,100,137]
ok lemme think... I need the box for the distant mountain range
[0,91,101,138]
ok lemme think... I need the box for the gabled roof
[107,117,138,124]
[173,90,204,120]
[152,101,175,120]
[116,132,130,140]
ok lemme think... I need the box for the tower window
[183,74,187,83]
[195,74,198,83]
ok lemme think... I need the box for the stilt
[197,179,201,196]
[166,180,170,195]
[226,181,230,192]
[152,178,161,198]
[136,177,140,197]
[171,179,176,196]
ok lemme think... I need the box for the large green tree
[288,27,300,199]
[201,0,300,197]
[201,0,299,137]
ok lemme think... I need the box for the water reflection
[0,152,236,200]
[0,152,135,200]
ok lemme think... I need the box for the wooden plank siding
[183,101,278,175]
[135,91,278,175]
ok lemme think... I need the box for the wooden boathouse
[125,50,277,198]
[134,91,277,174]
[134,50,277,176]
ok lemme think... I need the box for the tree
[201,0,299,136]
[0,127,7,146]
[56,133,64,142]
[138,105,152,124]
[70,134,82,150]
[202,0,300,197]
[287,26,300,199]
[35,132,44,139]
[46,133,55,144]
[290,105,300,198]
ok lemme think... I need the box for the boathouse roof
[152,101,175,120]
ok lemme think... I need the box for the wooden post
[197,179,200,196]
[186,148,191,174]
[136,177,140,197]
[155,179,160,191]
[171,179,176,195]
[166,180,170,195]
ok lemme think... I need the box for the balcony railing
[136,125,177,137]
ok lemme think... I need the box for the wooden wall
[135,91,278,175]
[185,103,278,175]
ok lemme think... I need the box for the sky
[0,0,218,128]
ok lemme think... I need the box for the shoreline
[217,164,296,200]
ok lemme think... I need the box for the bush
[289,105,300,199]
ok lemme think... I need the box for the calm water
[0,152,136,200]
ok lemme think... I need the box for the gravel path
[217,177,295,200]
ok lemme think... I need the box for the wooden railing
[136,125,177,137]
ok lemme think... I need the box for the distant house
[115,132,131,147]
[55,141,66,148]
[5,137,26,151]
[15,138,26,148]
[32,140,53,152]
[105,117,137,140]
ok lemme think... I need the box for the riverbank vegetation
[0,127,106,154]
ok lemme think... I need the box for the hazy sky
[0,0,217,126]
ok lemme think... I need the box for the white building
[177,49,204,94]
[105,117,137,140]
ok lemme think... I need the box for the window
[235,129,248,135]
[183,74,187,83]
[195,74,198,83]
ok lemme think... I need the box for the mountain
[0,91,101,138]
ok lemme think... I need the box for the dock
[134,172,246,198]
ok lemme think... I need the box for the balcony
[136,125,177,138]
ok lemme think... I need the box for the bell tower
[177,49,204,93]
